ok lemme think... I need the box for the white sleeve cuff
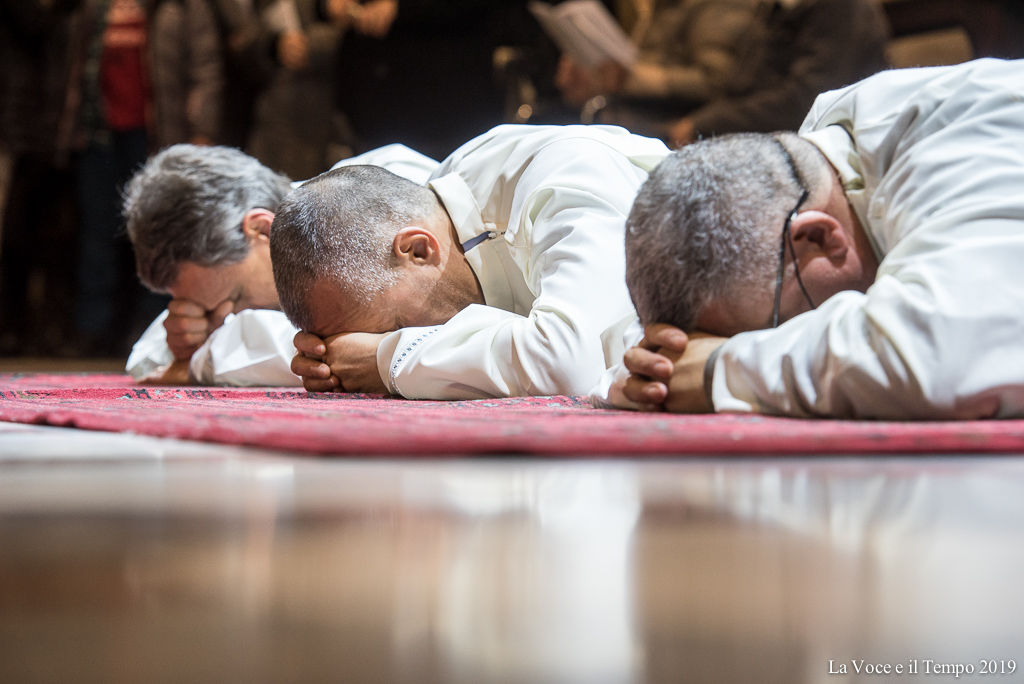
[377,326,443,397]
[125,310,174,380]
[588,362,639,410]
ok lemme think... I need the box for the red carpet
[1,373,1023,456]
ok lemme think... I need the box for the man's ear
[393,226,441,266]
[241,208,275,242]
[789,210,849,263]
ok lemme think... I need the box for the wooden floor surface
[1,422,1022,683]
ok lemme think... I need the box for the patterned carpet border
[1,374,1023,456]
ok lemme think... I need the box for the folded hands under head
[615,323,726,414]
[291,330,389,394]
[163,298,234,361]
[139,298,235,386]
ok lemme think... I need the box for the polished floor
[1,421,1023,683]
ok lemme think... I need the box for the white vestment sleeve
[714,60,1024,419]
[589,315,644,409]
[328,144,439,185]
[380,143,644,400]
[382,298,625,400]
[126,310,174,380]
[188,310,302,387]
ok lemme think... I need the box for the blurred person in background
[556,0,889,147]
[61,0,223,356]
[245,0,353,179]
[0,0,82,356]
[206,0,278,150]
[333,0,528,160]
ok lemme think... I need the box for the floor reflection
[1,427,1023,683]
[635,460,1024,683]
[391,468,641,684]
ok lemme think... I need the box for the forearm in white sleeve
[188,309,302,387]
[379,304,608,400]
[126,310,174,380]
[712,291,894,418]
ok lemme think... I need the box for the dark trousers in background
[0,155,79,355]
[75,129,167,356]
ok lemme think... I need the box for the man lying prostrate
[272,124,670,399]
[125,143,439,385]
[600,58,1024,419]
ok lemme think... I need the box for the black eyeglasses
[770,188,815,328]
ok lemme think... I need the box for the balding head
[270,165,447,332]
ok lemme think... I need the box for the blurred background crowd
[0,0,1021,359]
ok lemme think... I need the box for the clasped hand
[140,298,233,385]
[612,323,726,413]
[163,298,233,360]
[291,331,388,394]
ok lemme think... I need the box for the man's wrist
[703,344,723,412]
[375,330,402,395]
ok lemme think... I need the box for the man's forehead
[696,295,772,337]
[306,280,393,336]
[169,262,239,311]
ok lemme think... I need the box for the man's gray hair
[625,132,824,331]
[124,144,292,291]
[270,165,442,331]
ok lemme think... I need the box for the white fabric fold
[381,124,670,400]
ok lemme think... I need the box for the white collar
[428,172,516,313]
[801,124,882,260]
